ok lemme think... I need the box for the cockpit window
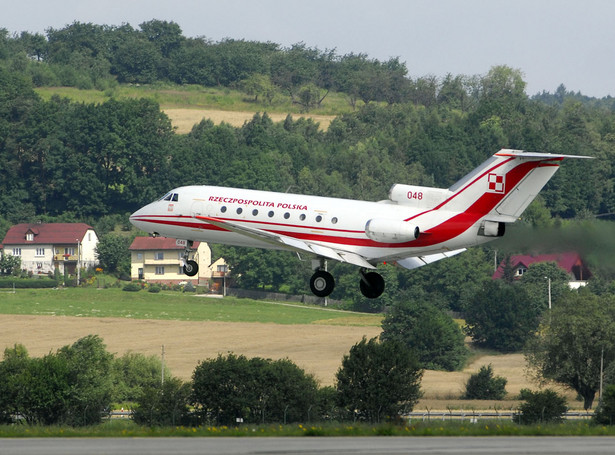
[159,192,179,202]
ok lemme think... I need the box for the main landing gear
[182,241,199,277]
[308,259,385,299]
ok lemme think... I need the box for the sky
[4,0,615,97]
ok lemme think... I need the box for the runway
[1,436,615,454]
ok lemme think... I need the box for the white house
[1,223,99,276]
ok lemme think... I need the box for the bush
[132,377,191,426]
[515,389,567,424]
[594,384,615,425]
[148,285,161,293]
[0,278,57,288]
[463,364,507,400]
[122,283,141,292]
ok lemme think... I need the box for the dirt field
[0,315,380,386]
[164,108,335,133]
[1,314,575,407]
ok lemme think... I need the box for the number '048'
[407,191,423,200]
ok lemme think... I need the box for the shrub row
[0,278,57,288]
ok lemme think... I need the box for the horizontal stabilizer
[396,248,467,270]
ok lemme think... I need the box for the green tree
[464,280,540,352]
[0,344,30,423]
[95,233,131,277]
[381,298,468,371]
[56,335,114,425]
[336,337,422,423]
[525,291,615,409]
[519,261,572,312]
[112,352,171,403]
[594,384,615,425]
[463,364,507,400]
[192,353,319,425]
[515,389,567,424]
[0,254,21,276]
[132,376,191,426]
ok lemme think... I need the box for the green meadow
[0,287,381,326]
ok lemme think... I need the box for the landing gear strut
[182,240,199,277]
[359,269,385,299]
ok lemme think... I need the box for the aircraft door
[191,200,206,217]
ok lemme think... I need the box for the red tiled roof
[129,237,201,250]
[2,223,94,246]
[493,252,586,279]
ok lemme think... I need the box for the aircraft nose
[129,205,150,231]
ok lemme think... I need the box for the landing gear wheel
[310,270,335,297]
[359,271,385,299]
[183,260,199,277]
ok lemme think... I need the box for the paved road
[2,436,615,455]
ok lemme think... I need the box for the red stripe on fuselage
[132,159,554,251]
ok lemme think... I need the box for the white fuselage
[129,185,489,264]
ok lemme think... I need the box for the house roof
[493,252,587,279]
[129,237,201,250]
[2,223,95,246]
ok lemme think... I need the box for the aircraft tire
[183,260,199,277]
[310,270,335,297]
[359,271,385,299]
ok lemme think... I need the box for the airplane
[129,149,591,299]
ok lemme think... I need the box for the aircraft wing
[195,216,377,269]
[395,248,467,270]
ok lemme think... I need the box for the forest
[2,20,615,307]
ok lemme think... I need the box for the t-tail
[397,149,592,246]
[443,149,592,224]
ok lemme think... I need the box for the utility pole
[161,345,165,386]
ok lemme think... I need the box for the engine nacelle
[365,219,420,243]
[388,184,453,209]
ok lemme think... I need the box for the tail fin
[442,149,592,221]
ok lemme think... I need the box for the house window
[155,252,164,260]
[155,266,165,275]
[515,267,527,277]
[36,248,45,256]
[217,264,228,273]
[26,233,34,241]
[137,253,143,260]
[12,248,21,256]
[64,248,75,256]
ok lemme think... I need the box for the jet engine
[365,219,420,243]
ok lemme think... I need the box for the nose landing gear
[181,240,199,277]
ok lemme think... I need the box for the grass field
[34,84,346,133]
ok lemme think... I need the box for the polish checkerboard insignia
[487,173,505,193]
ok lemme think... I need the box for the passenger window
[220,206,227,213]
[284,213,290,219]
[331,217,338,224]
[252,209,259,216]
[315,215,322,222]
[236,208,243,214]
[268,211,274,218]
[299,214,306,221]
